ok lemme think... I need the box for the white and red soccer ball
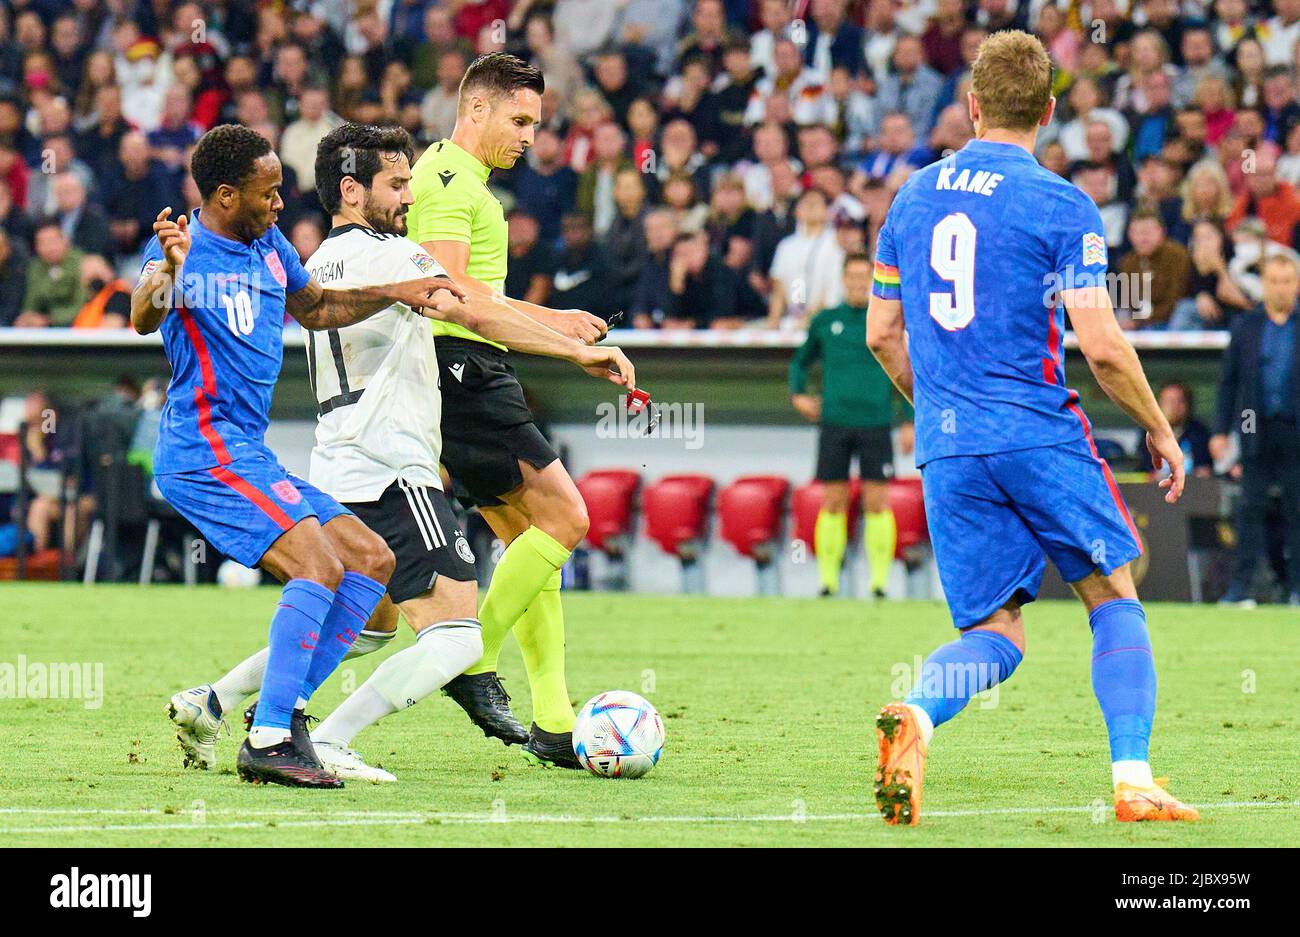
[572,691,665,779]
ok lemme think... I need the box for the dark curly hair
[190,124,273,199]
[314,123,414,216]
[459,52,544,104]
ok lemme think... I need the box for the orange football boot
[874,703,927,826]
[1114,777,1200,822]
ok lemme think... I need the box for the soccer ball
[573,691,665,779]
[216,560,261,588]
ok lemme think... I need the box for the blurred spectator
[1213,253,1300,606]
[804,0,866,77]
[104,130,181,259]
[630,208,679,327]
[854,111,931,183]
[421,48,468,143]
[768,187,845,327]
[577,122,633,236]
[666,229,742,329]
[280,85,342,193]
[1227,147,1300,246]
[147,84,202,177]
[605,169,650,312]
[509,124,578,245]
[551,213,617,318]
[505,210,555,308]
[15,218,84,327]
[1171,219,1253,329]
[71,253,129,329]
[0,226,28,325]
[1138,382,1214,476]
[746,38,836,127]
[553,0,622,62]
[51,172,110,257]
[1117,209,1191,329]
[876,35,943,137]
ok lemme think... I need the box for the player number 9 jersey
[872,138,1111,467]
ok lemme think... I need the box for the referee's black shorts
[435,337,560,508]
[344,479,476,605]
[815,423,895,482]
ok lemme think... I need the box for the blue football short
[155,453,350,568]
[922,435,1143,629]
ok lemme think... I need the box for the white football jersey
[303,224,447,502]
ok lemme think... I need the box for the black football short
[344,479,476,604]
[815,424,895,482]
[436,337,560,508]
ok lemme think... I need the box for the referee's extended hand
[550,308,608,344]
[575,345,635,390]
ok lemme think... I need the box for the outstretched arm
[432,288,636,390]
[425,239,609,344]
[285,275,468,330]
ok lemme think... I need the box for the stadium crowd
[4,0,1300,330]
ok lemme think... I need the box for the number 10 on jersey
[929,213,977,331]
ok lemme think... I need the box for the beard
[363,195,408,236]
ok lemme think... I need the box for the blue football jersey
[873,138,1110,466]
[140,209,310,475]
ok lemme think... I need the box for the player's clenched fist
[154,207,190,268]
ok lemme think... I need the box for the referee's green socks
[814,509,847,594]
[469,525,575,733]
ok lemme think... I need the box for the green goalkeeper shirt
[788,302,898,429]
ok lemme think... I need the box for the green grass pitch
[1,584,1296,847]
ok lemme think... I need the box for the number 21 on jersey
[929,213,976,331]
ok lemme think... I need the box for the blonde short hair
[970,31,1053,133]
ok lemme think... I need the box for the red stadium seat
[0,433,18,465]
[790,477,863,553]
[887,478,929,562]
[575,469,641,555]
[717,475,788,561]
[641,474,714,559]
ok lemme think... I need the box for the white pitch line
[0,800,1295,834]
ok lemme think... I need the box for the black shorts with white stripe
[344,479,477,604]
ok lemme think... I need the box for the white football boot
[312,740,397,783]
[166,685,226,769]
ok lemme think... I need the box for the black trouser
[1230,416,1300,596]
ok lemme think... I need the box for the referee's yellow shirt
[408,138,508,350]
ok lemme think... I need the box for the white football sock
[1112,759,1154,789]
[343,629,397,660]
[212,647,268,717]
[905,703,935,746]
[248,726,291,749]
[312,619,482,747]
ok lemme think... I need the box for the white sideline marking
[0,800,1295,834]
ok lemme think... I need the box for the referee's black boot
[521,723,583,770]
[442,672,530,745]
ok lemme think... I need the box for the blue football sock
[1089,598,1155,764]
[903,629,1023,728]
[254,579,335,731]
[300,571,387,703]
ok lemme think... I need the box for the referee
[790,252,899,598]
[406,53,625,768]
